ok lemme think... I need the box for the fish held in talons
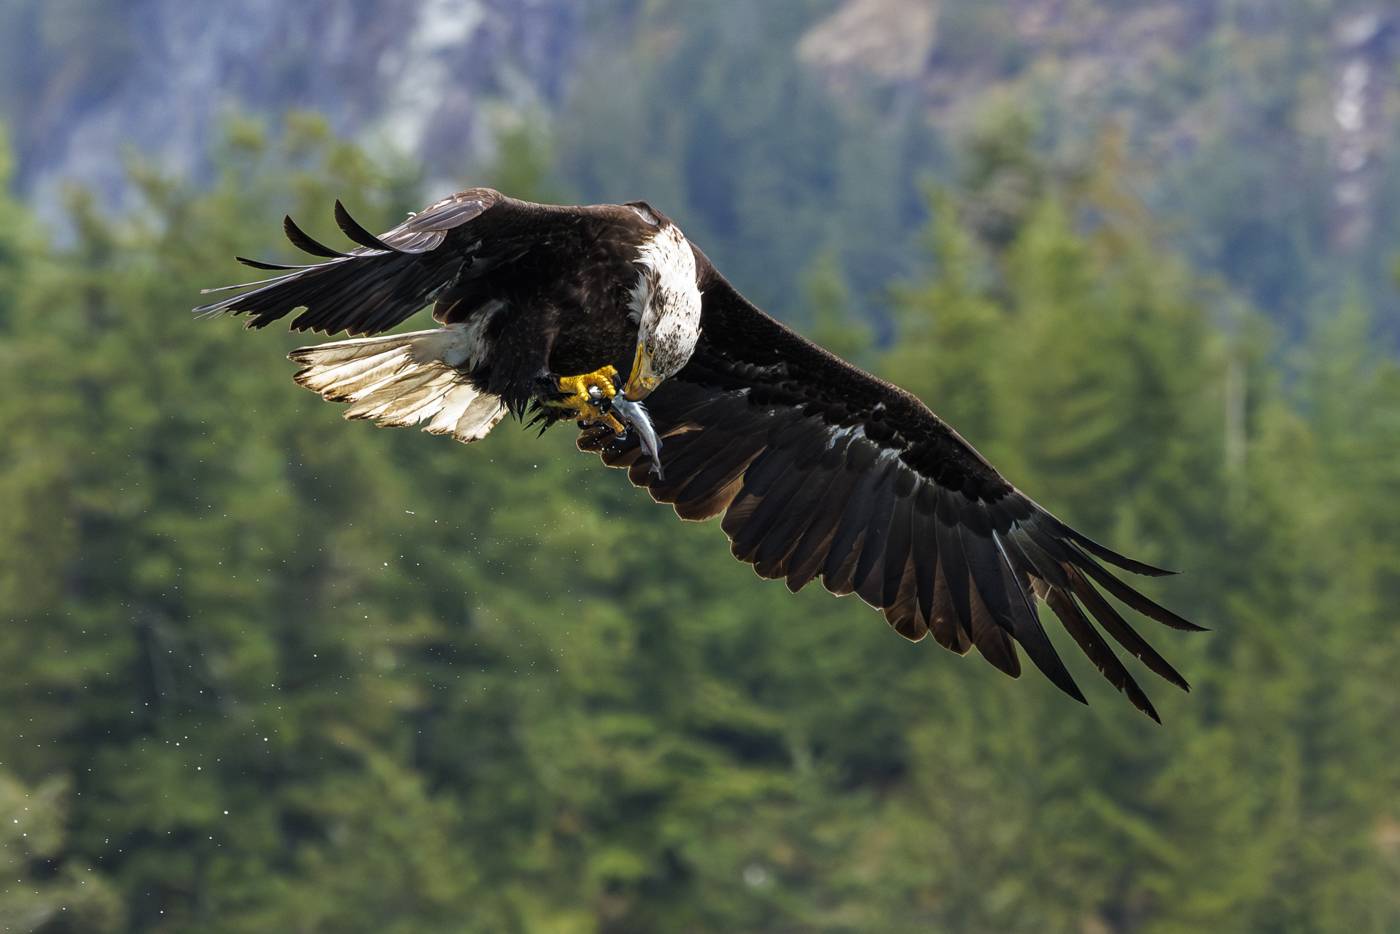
[588,384,663,479]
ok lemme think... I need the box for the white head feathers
[630,223,703,384]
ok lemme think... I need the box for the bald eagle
[197,189,1201,720]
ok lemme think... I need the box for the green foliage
[542,0,1400,340]
[878,115,1400,933]
[0,774,124,932]
[556,0,937,321]
[0,109,1397,934]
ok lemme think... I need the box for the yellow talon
[550,365,625,433]
[596,412,627,434]
[555,364,618,400]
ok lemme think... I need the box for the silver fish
[589,385,664,478]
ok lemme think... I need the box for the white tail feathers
[288,325,506,443]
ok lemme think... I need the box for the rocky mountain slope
[2,0,1396,328]
[800,0,1399,254]
[2,0,584,218]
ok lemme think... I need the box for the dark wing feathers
[206,187,1201,719]
[234,255,309,271]
[581,265,1200,718]
[1066,568,1191,690]
[751,444,847,578]
[785,464,860,593]
[968,586,1022,678]
[194,190,501,336]
[929,550,973,654]
[909,508,940,637]
[1045,587,1159,721]
[334,199,398,252]
[823,466,885,595]
[933,493,976,643]
[851,464,901,599]
[880,497,914,608]
[283,214,349,258]
[1059,522,1175,578]
[1068,543,1206,632]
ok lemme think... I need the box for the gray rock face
[11,0,584,221]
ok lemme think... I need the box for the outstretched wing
[194,189,505,336]
[581,257,1202,721]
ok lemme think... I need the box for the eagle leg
[548,365,626,434]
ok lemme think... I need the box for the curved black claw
[532,372,569,406]
[585,384,615,414]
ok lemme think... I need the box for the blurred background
[1,1,1398,931]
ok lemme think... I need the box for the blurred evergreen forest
[2,2,1400,932]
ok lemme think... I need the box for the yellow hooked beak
[623,342,661,400]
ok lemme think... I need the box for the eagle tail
[287,327,506,443]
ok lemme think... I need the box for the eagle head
[625,222,703,400]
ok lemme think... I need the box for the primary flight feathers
[199,189,1203,721]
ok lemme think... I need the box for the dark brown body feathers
[199,189,1203,720]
